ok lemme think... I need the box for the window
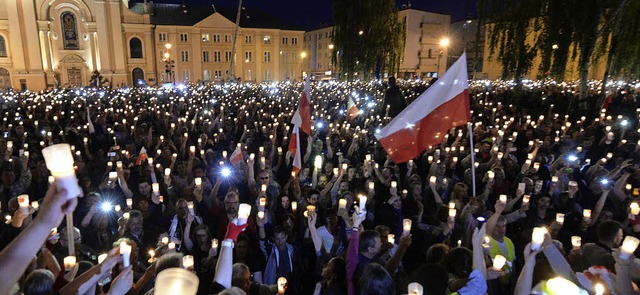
[225,51,232,62]
[264,69,271,81]
[203,69,211,81]
[264,51,271,62]
[428,49,432,59]
[202,34,210,42]
[129,37,143,59]
[203,51,210,62]
[180,33,188,42]
[291,37,298,45]
[214,51,221,62]
[158,33,167,42]
[0,35,8,57]
[224,35,231,43]
[181,50,189,62]
[244,51,252,62]
[213,35,221,43]
[282,37,288,45]
[182,70,190,81]
[61,12,79,50]
[263,35,271,44]
[245,35,252,43]
[214,70,222,79]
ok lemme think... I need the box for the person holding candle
[0,158,32,212]
[167,198,202,253]
[258,225,301,288]
[576,220,624,272]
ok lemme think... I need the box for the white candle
[448,208,457,221]
[307,205,316,213]
[164,168,171,177]
[277,277,287,295]
[338,199,347,210]
[194,177,202,188]
[17,194,29,210]
[162,237,169,245]
[531,227,548,251]
[120,241,131,267]
[583,209,592,219]
[403,219,412,236]
[42,144,81,199]
[551,176,559,183]
[257,211,265,219]
[123,212,130,220]
[168,242,176,250]
[358,195,367,211]
[64,256,77,270]
[314,155,323,170]
[341,163,348,171]
[388,234,395,245]
[499,195,507,204]
[126,198,133,208]
[487,171,495,179]
[152,183,160,193]
[211,238,218,250]
[571,236,581,249]
[98,253,108,264]
[261,184,267,192]
[237,203,251,225]
[31,201,39,210]
[407,282,423,295]
[259,197,267,207]
[556,213,565,224]
[187,202,194,215]
[493,254,507,270]
[182,255,194,269]
[546,277,581,293]
[449,201,455,209]
[620,236,640,260]
[109,172,118,180]
[391,181,397,188]
[632,203,640,215]
[116,161,123,169]
[523,195,531,204]
[291,201,297,211]
[189,146,196,154]
[154,268,199,295]
[368,182,375,191]
[429,176,437,185]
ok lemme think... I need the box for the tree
[90,70,109,88]
[332,0,404,80]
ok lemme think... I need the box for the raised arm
[514,243,541,295]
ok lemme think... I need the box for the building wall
[398,9,450,79]
[303,26,334,78]
[0,0,304,91]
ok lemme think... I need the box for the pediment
[193,12,235,29]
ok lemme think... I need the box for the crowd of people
[0,77,639,295]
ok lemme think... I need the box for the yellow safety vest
[489,236,515,284]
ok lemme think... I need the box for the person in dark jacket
[382,77,408,118]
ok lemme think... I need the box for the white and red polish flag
[347,96,359,121]
[375,53,470,163]
[287,124,302,174]
[291,76,311,135]
[230,145,243,165]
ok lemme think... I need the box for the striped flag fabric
[291,77,311,135]
[375,53,471,163]
[288,124,302,174]
[347,96,359,120]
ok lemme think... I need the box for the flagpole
[468,122,476,197]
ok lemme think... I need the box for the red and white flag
[347,96,359,120]
[375,53,470,163]
[136,147,148,165]
[288,124,302,173]
[230,145,244,165]
[291,77,311,135]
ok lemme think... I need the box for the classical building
[0,0,304,91]
[303,8,450,80]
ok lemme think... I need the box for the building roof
[129,1,302,30]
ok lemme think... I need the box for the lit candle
[403,219,412,236]
[194,177,202,188]
[120,241,131,267]
[391,181,397,188]
[42,144,82,198]
[492,254,507,270]
[257,211,265,219]
[449,201,455,209]
[429,176,437,185]
[307,205,316,212]
[126,198,133,208]
[261,184,267,192]
[109,171,118,180]
[123,212,130,220]
[291,201,297,211]
[338,199,347,210]
[620,236,640,260]
[152,183,160,194]
[187,202,194,215]
[388,234,395,245]
[448,208,457,221]
[64,256,77,270]
[17,194,29,213]
[571,236,581,249]
[523,195,531,204]
[358,195,367,211]
[595,283,604,295]
[182,255,194,269]
[116,161,123,169]
[162,237,169,245]
[259,197,267,207]
[342,163,348,171]
[168,242,176,251]
[556,213,565,225]
[211,238,218,250]
[551,176,559,183]
[499,195,507,204]
[31,201,39,210]
[632,203,640,215]
[583,209,592,219]
[164,168,171,177]
[277,277,287,295]
[531,227,548,251]
[487,171,495,179]
[407,282,423,295]
[237,203,251,225]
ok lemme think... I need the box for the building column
[108,0,127,85]
[94,0,112,73]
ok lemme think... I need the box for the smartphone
[108,152,116,157]
[518,182,526,193]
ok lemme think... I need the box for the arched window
[61,12,79,50]
[129,37,143,59]
[0,35,8,57]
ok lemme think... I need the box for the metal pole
[228,0,243,80]
[468,122,477,197]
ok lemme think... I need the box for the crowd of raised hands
[0,79,639,295]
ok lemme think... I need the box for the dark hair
[137,178,151,186]
[410,264,449,295]
[156,253,183,274]
[328,257,347,286]
[597,220,623,244]
[359,263,394,295]
[274,226,287,237]
[442,247,473,279]
[23,269,55,295]
[425,243,450,264]
[359,230,380,253]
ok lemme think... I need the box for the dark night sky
[137,0,477,30]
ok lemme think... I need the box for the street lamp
[328,44,334,50]
[163,43,175,84]
[437,37,449,77]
